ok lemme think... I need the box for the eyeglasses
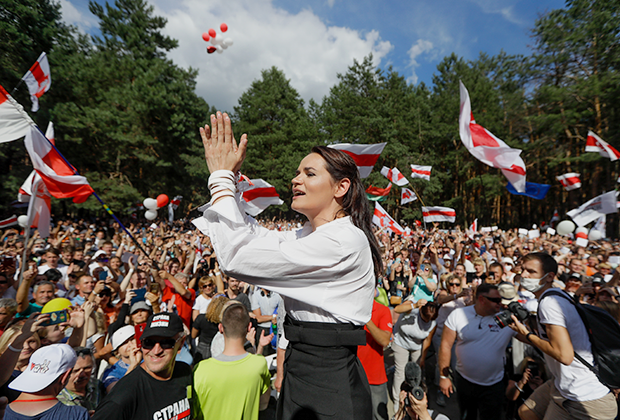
[482,295,502,304]
[202,284,215,288]
[142,336,182,350]
[448,283,461,287]
[75,347,93,357]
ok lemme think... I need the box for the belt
[284,315,366,347]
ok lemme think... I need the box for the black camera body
[402,361,425,403]
[494,301,529,328]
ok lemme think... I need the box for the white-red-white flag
[24,126,94,203]
[422,206,456,223]
[22,52,51,112]
[328,143,386,178]
[0,85,35,143]
[168,195,183,222]
[238,179,283,216]
[468,218,478,239]
[401,188,417,205]
[0,215,18,229]
[567,191,617,227]
[372,202,405,235]
[380,166,409,186]
[585,131,620,161]
[550,209,560,224]
[556,173,581,191]
[410,165,431,181]
[459,81,526,192]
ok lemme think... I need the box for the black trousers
[276,317,372,420]
[454,370,505,420]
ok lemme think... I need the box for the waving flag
[372,202,405,235]
[366,183,391,202]
[401,188,417,205]
[27,179,52,238]
[0,215,18,228]
[556,173,581,191]
[550,209,560,224]
[238,179,283,216]
[567,191,617,226]
[468,218,478,240]
[22,52,51,112]
[506,182,550,200]
[168,195,183,222]
[380,166,408,186]
[585,131,620,161]
[0,85,35,143]
[328,143,386,178]
[24,126,93,203]
[45,121,55,145]
[422,206,456,223]
[410,165,432,181]
[459,81,526,192]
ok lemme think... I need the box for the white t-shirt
[192,294,212,314]
[537,289,609,401]
[445,305,516,386]
[435,296,468,339]
[393,308,436,351]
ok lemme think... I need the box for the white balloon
[17,215,28,228]
[216,46,223,54]
[575,227,588,236]
[221,43,228,50]
[145,210,158,221]
[210,38,221,46]
[556,220,576,236]
[223,38,233,47]
[143,198,158,211]
[588,230,602,241]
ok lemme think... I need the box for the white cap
[502,257,515,266]
[9,344,77,393]
[111,325,135,351]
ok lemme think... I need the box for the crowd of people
[0,215,618,419]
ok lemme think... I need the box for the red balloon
[156,194,169,208]
[415,220,422,227]
[220,23,228,33]
[575,231,588,239]
[208,28,217,38]
[206,46,217,54]
[202,32,210,42]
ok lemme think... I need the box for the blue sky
[59,0,567,111]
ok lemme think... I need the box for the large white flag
[328,143,386,178]
[380,166,409,186]
[22,52,51,112]
[401,188,417,205]
[422,206,456,223]
[0,85,35,143]
[372,202,405,235]
[567,191,617,226]
[238,179,283,216]
[410,165,432,181]
[459,81,526,192]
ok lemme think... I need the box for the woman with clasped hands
[193,112,382,420]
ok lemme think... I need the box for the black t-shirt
[92,362,192,420]
[227,291,252,312]
[193,315,219,345]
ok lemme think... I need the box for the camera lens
[494,310,513,328]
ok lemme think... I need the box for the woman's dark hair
[420,302,439,321]
[310,146,383,280]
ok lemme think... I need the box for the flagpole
[31,125,158,268]
[11,79,25,96]
[407,183,428,230]
[17,178,42,287]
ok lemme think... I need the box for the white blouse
[192,196,374,325]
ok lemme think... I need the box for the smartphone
[526,361,539,377]
[131,288,147,306]
[98,270,108,281]
[149,282,161,295]
[41,309,68,327]
[134,322,146,348]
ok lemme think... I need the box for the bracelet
[515,383,524,393]
[439,375,450,380]
[526,332,535,342]
[8,345,21,353]
[208,170,236,205]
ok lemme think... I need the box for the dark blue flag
[506,182,550,200]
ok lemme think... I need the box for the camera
[494,302,529,328]
[402,361,425,402]
[526,360,539,378]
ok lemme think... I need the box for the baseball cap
[9,344,77,393]
[140,312,184,341]
[111,325,135,351]
[130,301,152,315]
[502,258,515,266]
[498,283,519,305]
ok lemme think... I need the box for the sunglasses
[142,336,182,350]
[448,283,461,287]
[202,284,215,288]
[482,295,502,304]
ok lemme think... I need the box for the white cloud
[151,0,392,111]
[406,39,434,84]
[326,0,336,7]
[58,0,97,33]
[468,0,523,25]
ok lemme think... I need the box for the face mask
[520,273,549,293]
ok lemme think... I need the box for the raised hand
[200,112,248,174]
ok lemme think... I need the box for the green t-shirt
[193,353,270,420]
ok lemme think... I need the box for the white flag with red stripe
[459,81,526,192]
[556,173,581,191]
[24,126,94,203]
[585,131,620,161]
[567,191,617,227]
[422,206,456,223]
[0,215,18,228]
[0,85,35,143]
[410,165,431,181]
[372,202,405,235]
[468,218,478,239]
[238,179,283,216]
[22,52,51,112]
[401,188,417,205]
[328,143,386,178]
[380,166,409,186]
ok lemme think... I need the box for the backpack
[538,290,620,389]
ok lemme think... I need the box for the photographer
[505,358,546,420]
[393,363,449,420]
